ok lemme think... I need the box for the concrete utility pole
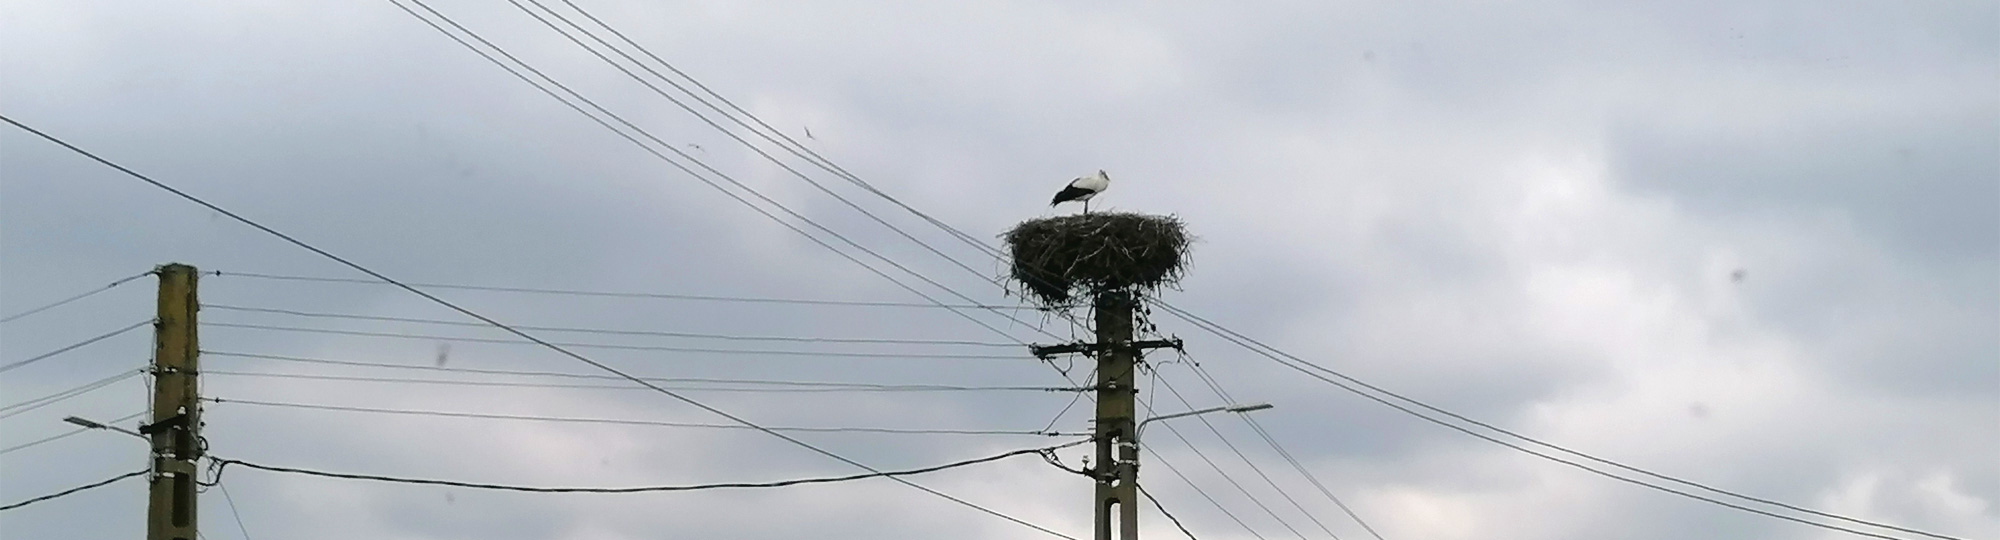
[1033,293,1180,540]
[146,263,200,540]
[1093,290,1140,540]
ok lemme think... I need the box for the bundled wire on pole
[0,470,148,512]
[206,439,1090,493]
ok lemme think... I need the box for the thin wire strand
[1141,485,1202,540]
[0,411,148,456]
[0,369,145,420]
[217,480,255,540]
[205,397,1089,437]
[202,304,1019,346]
[0,469,147,511]
[208,439,1089,493]
[1039,367,1094,433]
[0,320,152,375]
[0,270,154,324]
[202,322,1027,360]
[211,272,1009,309]
[3,105,1074,539]
[203,369,1082,394]
[204,351,1081,392]
[1154,302,1943,540]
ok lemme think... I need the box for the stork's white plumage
[1050,170,1111,212]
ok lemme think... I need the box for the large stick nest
[1004,212,1190,307]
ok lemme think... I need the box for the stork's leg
[1083,200,1090,214]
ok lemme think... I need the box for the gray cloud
[3,1,1993,539]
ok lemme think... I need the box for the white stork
[1050,170,1111,213]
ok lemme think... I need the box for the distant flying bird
[1050,170,1110,213]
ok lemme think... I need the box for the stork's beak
[1098,170,1109,180]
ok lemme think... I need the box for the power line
[0,320,152,375]
[203,369,1083,394]
[1141,398,1309,539]
[205,397,1090,437]
[1038,367,1094,433]
[1143,444,1268,539]
[507,0,1096,349]
[1141,485,1201,540]
[507,0,1037,324]
[546,0,1010,263]
[202,322,1028,360]
[216,480,256,540]
[1153,374,1341,539]
[1153,301,1956,540]
[204,351,1082,392]
[0,270,154,324]
[211,272,1013,309]
[2,110,1074,537]
[0,411,148,456]
[202,303,1020,346]
[527,0,1109,420]
[207,439,1089,493]
[0,469,147,511]
[386,0,1066,355]
[1181,360,1385,540]
[0,369,145,420]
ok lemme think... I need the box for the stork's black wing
[1051,185,1095,206]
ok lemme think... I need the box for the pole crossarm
[1029,339,1182,360]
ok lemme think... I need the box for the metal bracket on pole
[1028,338,1182,360]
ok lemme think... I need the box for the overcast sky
[1,1,1994,539]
